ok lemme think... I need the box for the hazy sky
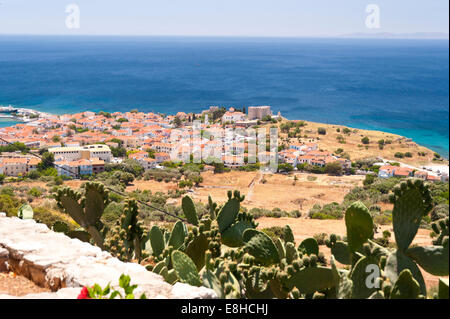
[0,0,448,37]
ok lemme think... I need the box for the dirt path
[0,272,50,296]
[246,171,263,202]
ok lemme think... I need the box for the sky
[0,0,448,37]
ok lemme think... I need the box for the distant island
[339,32,449,39]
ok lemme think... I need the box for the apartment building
[248,106,271,120]
[49,144,112,163]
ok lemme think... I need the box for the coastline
[1,105,449,163]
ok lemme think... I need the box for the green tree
[317,127,326,135]
[361,137,370,145]
[324,161,343,176]
[38,152,55,171]
[174,116,183,128]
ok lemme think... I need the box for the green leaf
[345,202,373,252]
[331,241,351,265]
[390,269,421,299]
[171,251,202,287]
[392,182,430,252]
[102,283,111,296]
[109,291,121,299]
[149,226,165,256]
[438,278,449,299]
[299,238,319,256]
[119,274,131,289]
[406,245,449,276]
[84,183,108,226]
[243,229,280,266]
[286,267,335,295]
[385,250,426,296]
[221,220,254,247]
[182,196,199,226]
[216,198,240,233]
[283,225,295,243]
[168,221,186,250]
[185,234,209,271]
[349,256,379,299]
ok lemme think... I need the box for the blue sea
[0,36,448,157]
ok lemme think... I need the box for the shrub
[313,233,328,245]
[361,137,370,145]
[261,227,285,242]
[317,127,326,135]
[28,187,44,198]
[373,213,392,225]
[324,161,343,176]
[0,194,21,217]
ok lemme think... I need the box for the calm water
[0,36,448,157]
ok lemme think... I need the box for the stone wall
[0,213,216,299]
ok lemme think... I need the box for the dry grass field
[273,119,447,167]
[188,171,364,214]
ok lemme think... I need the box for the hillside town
[0,105,447,183]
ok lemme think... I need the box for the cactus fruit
[432,217,449,246]
[207,195,218,219]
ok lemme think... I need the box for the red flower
[77,286,91,299]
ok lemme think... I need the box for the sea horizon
[0,35,448,158]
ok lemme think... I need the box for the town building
[248,106,271,120]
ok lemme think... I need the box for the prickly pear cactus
[345,201,373,253]
[431,217,449,246]
[182,195,199,226]
[390,179,433,252]
[54,182,109,249]
[171,250,202,287]
[104,199,146,262]
[242,229,280,266]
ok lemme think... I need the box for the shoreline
[1,104,449,161]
